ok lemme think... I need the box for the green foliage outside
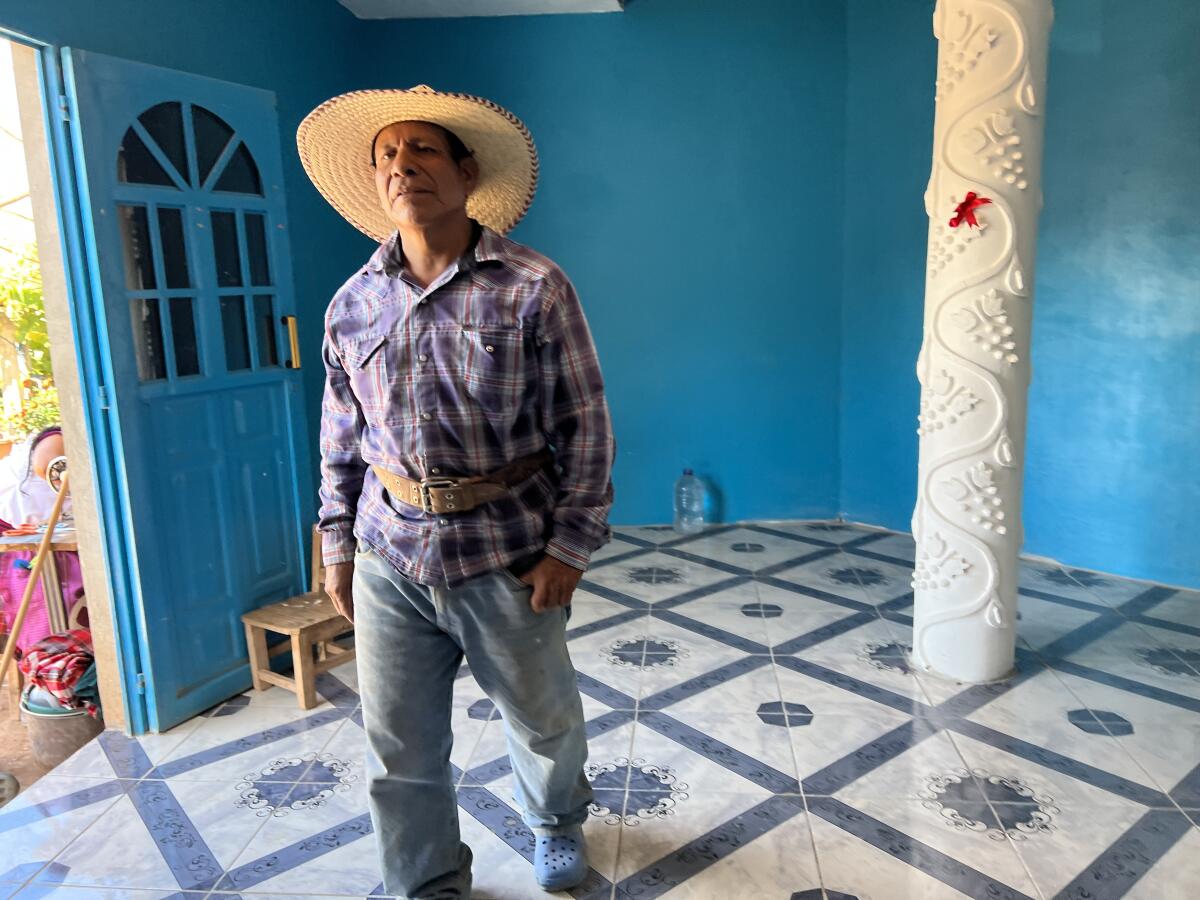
[0,242,59,440]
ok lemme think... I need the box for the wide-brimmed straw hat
[297,85,538,240]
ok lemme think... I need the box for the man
[297,86,615,898]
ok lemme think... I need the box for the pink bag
[0,549,86,653]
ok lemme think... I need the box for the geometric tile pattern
[1,520,1198,898]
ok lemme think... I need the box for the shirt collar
[366,221,510,275]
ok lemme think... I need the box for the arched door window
[114,101,279,382]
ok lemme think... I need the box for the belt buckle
[419,477,460,514]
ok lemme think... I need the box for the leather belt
[371,447,554,515]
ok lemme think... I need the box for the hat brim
[297,87,538,241]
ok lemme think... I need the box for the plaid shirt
[318,225,615,587]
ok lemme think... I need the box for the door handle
[282,315,301,369]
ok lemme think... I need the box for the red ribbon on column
[949,191,992,229]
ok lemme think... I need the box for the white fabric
[0,440,68,525]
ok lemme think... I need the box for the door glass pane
[117,128,176,187]
[131,298,166,381]
[158,207,190,289]
[220,296,251,371]
[211,211,242,287]
[192,105,235,187]
[118,204,156,290]
[213,142,263,195]
[137,102,188,185]
[244,213,271,286]
[254,295,278,367]
[169,298,200,377]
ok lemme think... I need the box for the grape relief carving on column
[913,0,1051,670]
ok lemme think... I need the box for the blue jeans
[353,543,593,899]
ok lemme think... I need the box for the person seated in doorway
[0,426,86,654]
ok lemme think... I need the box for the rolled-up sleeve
[536,276,616,570]
[317,321,367,566]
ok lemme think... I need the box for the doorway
[0,33,315,753]
[0,33,103,793]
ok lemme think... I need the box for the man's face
[372,121,479,230]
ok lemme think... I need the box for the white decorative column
[912,0,1054,683]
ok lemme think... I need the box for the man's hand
[521,555,583,613]
[325,561,355,623]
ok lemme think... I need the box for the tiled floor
[2,519,1198,899]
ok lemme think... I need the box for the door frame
[5,29,147,731]
[5,27,316,735]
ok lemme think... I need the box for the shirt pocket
[460,326,528,417]
[341,331,391,426]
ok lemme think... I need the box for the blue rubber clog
[534,826,588,891]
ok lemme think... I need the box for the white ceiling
[337,0,623,19]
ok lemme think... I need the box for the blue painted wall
[839,0,931,537]
[840,0,1200,588]
[355,0,848,526]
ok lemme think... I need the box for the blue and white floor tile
[145,704,347,785]
[829,732,1043,895]
[214,774,380,896]
[655,654,781,718]
[1012,592,1104,652]
[1018,559,1149,610]
[582,551,731,607]
[828,554,915,607]
[626,710,800,796]
[564,619,651,708]
[0,776,130,889]
[603,526,679,547]
[807,811,980,899]
[631,617,751,704]
[1123,823,1200,899]
[749,581,863,649]
[1062,619,1200,701]
[946,732,1154,899]
[653,803,820,898]
[565,589,642,634]
[657,581,773,646]
[846,529,917,566]
[606,788,778,886]
[1141,587,1200,630]
[757,520,876,547]
[666,526,823,573]
[3,519,1198,899]
[1054,670,1200,806]
[959,666,1160,794]
[767,552,886,608]
[790,615,936,707]
[588,536,648,564]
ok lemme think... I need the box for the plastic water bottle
[673,468,707,534]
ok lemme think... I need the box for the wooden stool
[242,593,354,709]
[240,526,354,709]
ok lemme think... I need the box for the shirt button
[439,519,449,526]
[430,467,441,474]
[418,353,428,362]
[421,412,432,421]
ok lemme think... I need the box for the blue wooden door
[60,49,313,731]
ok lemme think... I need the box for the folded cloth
[17,628,99,718]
